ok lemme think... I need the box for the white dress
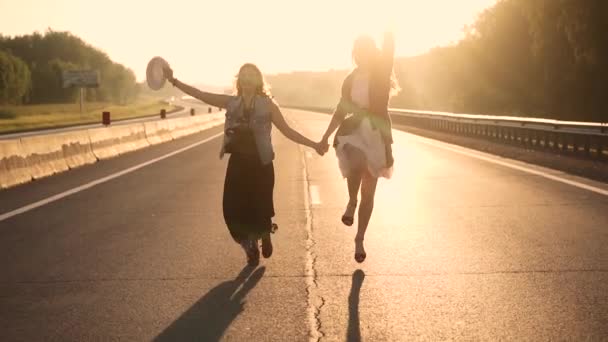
[335,72,393,179]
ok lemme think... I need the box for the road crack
[300,145,326,342]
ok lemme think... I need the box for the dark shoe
[242,240,259,266]
[261,234,273,258]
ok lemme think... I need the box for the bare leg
[354,170,378,262]
[342,172,362,226]
[347,173,362,205]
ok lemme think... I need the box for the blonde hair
[234,63,272,97]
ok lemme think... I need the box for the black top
[230,106,258,159]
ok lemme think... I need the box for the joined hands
[314,138,330,156]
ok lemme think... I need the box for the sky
[1,0,497,86]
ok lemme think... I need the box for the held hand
[314,142,327,156]
[321,138,330,154]
[162,65,175,82]
[315,138,329,156]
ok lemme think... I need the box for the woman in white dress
[320,32,399,263]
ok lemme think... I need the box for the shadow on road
[347,269,365,342]
[154,265,266,342]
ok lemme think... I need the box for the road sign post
[79,88,84,115]
[62,70,100,116]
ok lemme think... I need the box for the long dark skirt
[223,153,275,243]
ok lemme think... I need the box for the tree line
[0,29,139,105]
[268,0,608,122]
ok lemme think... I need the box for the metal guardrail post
[572,136,579,154]
[551,133,558,150]
[559,135,566,152]
[542,132,548,148]
[584,137,591,156]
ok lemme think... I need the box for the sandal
[341,201,357,226]
[354,238,366,263]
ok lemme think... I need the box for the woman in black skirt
[164,63,327,265]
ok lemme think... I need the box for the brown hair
[352,35,380,68]
[352,35,400,97]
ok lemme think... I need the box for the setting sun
[1,0,496,86]
[1,1,607,341]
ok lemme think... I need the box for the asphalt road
[0,109,607,341]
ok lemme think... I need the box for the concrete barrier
[0,139,32,189]
[109,124,149,155]
[169,117,205,139]
[147,114,223,142]
[57,130,97,169]
[166,118,186,139]
[144,120,173,145]
[88,127,122,160]
[89,123,149,159]
[154,120,174,143]
[206,113,225,130]
[189,114,223,134]
[143,121,163,145]
[193,113,222,132]
[20,134,70,179]
[1,113,225,190]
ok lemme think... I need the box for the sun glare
[1,0,497,85]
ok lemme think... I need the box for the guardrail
[286,105,608,160]
[389,108,607,160]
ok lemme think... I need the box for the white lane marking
[309,185,322,205]
[408,134,608,197]
[0,133,223,223]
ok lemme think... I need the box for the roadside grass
[0,97,179,133]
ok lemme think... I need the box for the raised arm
[270,100,324,154]
[379,31,395,76]
[164,66,231,108]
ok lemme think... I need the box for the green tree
[0,29,139,105]
[0,50,31,105]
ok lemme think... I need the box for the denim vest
[220,95,275,165]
